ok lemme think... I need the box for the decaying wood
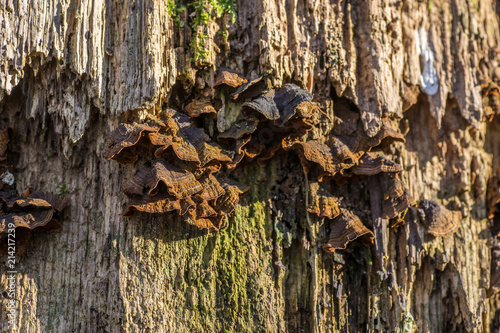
[0,0,500,332]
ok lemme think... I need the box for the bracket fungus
[214,69,248,88]
[0,128,70,259]
[349,153,403,176]
[103,68,417,252]
[418,200,462,237]
[323,209,374,252]
[103,105,247,230]
[0,191,69,258]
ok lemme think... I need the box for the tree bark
[1,0,500,332]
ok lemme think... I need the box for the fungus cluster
[0,129,69,258]
[103,68,463,252]
[103,108,246,230]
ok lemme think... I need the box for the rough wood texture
[0,0,500,332]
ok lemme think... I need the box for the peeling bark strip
[0,0,500,332]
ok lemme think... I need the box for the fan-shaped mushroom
[0,191,69,258]
[349,154,403,176]
[103,122,164,165]
[184,99,217,118]
[214,69,248,88]
[230,77,268,100]
[418,200,462,237]
[323,209,374,252]
[274,84,313,127]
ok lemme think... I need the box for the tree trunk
[1,0,500,332]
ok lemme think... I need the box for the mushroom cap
[323,210,374,252]
[214,69,248,88]
[418,200,462,237]
[349,153,403,176]
[184,99,217,118]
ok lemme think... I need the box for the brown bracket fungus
[349,153,403,176]
[103,122,164,165]
[323,209,374,252]
[214,68,248,88]
[103,68,411,251]
[0,128,70,259]
[0,191,69,258]
[184,99,217,118]
[418,200,462,237]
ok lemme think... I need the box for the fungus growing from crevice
[380,174,416,220]
[184,99,217,118]
[322,209,374,252]
[418,200,462,237]
[349,153,403,176]
[103,68,411,243]
[103,106,248,230]
[214,69,248,88]
[103,122,163,165]
[0,191,69,258]
[0,128,70,259]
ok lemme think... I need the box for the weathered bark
[0,0,500,332]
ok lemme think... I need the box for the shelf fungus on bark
[417,200,462,237]
[219,82,318,170]
[283,137,355,180]
[242,90,280,120]
[121,160,244,230]
[273,84,314,126]
[0,191,69,258]
[349,153,403,176]
[307,182,340,219]
[103,122,164,165]
[230,76,269,101]
[487,237,500,297]
[124,160,203,198]
[103,106,246,230]
[184,99,217,118]
[104,69,408,236]
[283,121,404,181]
[381,175,415,220]
[323,209,374,252]
[214,69,248,88]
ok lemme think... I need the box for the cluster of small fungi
[0,128,69,258]
[103,68,464,251]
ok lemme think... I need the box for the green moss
[53,175,68,195]
[190,31,210,62]
[188,0,237,63]
[167,0,187,27]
